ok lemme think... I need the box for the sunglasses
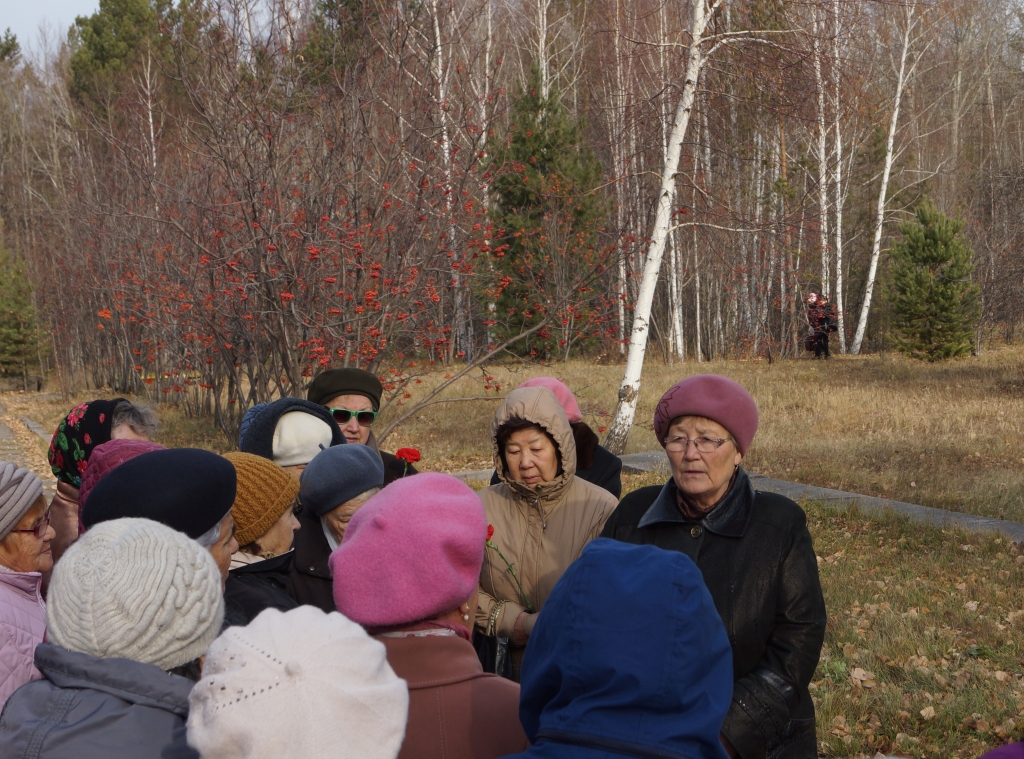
[11,510,51,539]
[329,408,378,427]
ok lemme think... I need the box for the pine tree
[488,67,604,359]
[0,233,39,381]
[888,200,980,361]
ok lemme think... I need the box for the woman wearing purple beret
[601,374,827,759]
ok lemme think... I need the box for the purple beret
[653,374,759,454]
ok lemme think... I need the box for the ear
[733,448,743,468]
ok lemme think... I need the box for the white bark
[662,0,684,363]
[605,0,713,454]
[851,6,917,355]
[812,7,830,299]
[832,0,847,352]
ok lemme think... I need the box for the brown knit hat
[223,453,299,547]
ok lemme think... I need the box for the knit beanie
[0,463,43,541]
[186,606,409,759]
[81,448,237,539]
[47,518,224,671]
[331,473,486,627]
[307,368,383,410]
[79,439,166,508]
[273,411,334,467]
[237,402,268,450]
[519,377,583,423]
[299,444,385,517]
[653,374,759,455]
[223,453,300,546]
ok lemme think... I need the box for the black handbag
[472,630,513,680]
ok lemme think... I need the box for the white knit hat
[187,606,409,759]
[0,462,43,540]
[47,518,224,671]
[272,411,334,467]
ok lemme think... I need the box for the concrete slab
[450,469,493,482]
[20,417,51,442]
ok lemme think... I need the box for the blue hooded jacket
[502,539,733,759]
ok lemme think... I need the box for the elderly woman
[289,443,385,612]
[187,606,409,759]
[601,374,827,759]
[81,448,239,587]
[477,386,618,680]
[504,539,733,759]
[47,398,158,562]
[0,518,224,758]
[221,452,301,625]
[306,368,419,484]
[489,377,623,498]
[0,464,52,709]
[332,472,528,759]
[238,397,344,477]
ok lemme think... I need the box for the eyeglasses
[11,510,51,539]
[329,408,378,427]
[664,436,731,454]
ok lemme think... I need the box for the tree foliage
[488,68,606,358]
[889,200,980,361]
[0,231,38,378]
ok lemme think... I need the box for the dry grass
[381,348,1024,522]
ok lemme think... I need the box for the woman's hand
[512,611,537,646]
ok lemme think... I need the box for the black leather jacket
[601,468,827,759]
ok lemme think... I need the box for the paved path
[455,450,1024,543]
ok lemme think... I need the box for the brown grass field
[6,346,1024,757]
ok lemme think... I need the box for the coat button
[690,526,703,539]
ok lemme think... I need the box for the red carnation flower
[486,524,495,542]
[395,448,421,464]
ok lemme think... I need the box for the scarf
[48,399,125,487]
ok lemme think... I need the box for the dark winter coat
[381,450,418,485]
[601,468,827,759]
[0,644,197,759]
[489,421,622,498]
[224,551,298,626]
[286,504,336,613]
[502,538,734,759]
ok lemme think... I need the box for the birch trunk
[851,7,915,355]
[812,7,830,299]
[604,0,712,454]
[832,0,847,352]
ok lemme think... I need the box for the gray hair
[112,401,159,439]
[194,518,225,549]
[348,487,381,509]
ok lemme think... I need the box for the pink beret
[653,374,759,454]
[79,439,166,508]
[519,377,582,423]
[330,472,486,628]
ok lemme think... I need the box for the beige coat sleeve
[476,586,526,638]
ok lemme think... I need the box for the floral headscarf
[48,399,126,487]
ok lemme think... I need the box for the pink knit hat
[79,439,166,508]
[653,374,759,454]
[330,472,487,627]
[519,377,583,423]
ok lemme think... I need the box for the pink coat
[0,566,45,709]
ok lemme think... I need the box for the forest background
[0,0,1021,447]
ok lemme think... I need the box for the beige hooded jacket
[476,386,617,645]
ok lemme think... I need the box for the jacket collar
[0,563,43,597]
[637,467,755,538]
[229,550,293,575]
[34,644,193,717]
[378,633,488,690]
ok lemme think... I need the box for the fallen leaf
[977,718,991,732]
[920,706,936,720]
[996,671,1010,682]
[965,600,979,611]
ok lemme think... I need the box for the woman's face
[0,496,56,574]
[665,416,742,509]
[325,394,374,446]
[255,505,300,557]
[323,493,371,543]
[504,427,559,486]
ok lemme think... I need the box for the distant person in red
[805,293,837,359]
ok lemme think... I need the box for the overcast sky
[4,0,99,53]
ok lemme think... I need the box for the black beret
[306,369,383,410]
[81,448,237,539]
[238,398,344,461]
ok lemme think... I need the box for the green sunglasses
[329,407,378,427]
